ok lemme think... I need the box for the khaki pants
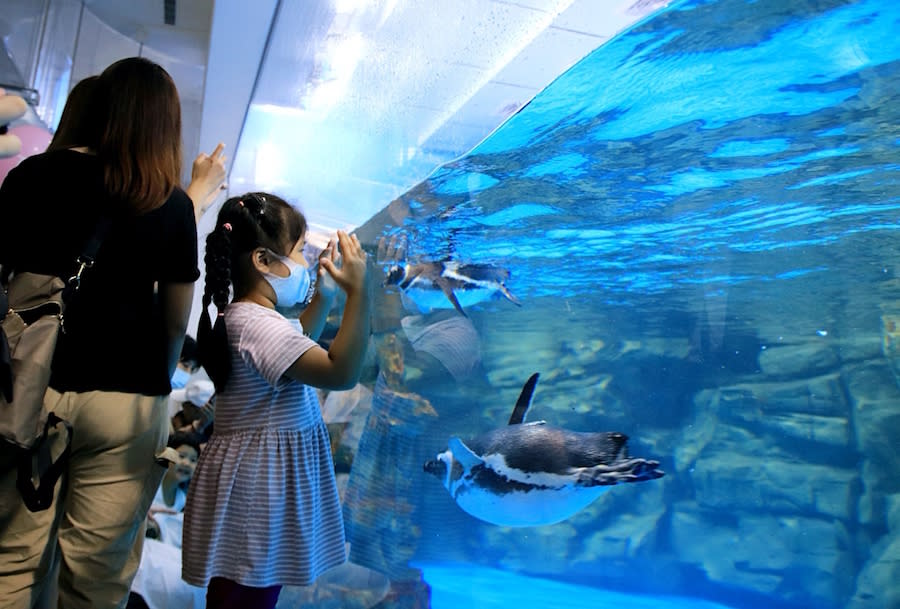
[0,389,170,609]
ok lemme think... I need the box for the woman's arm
[159,282,195,377]
[184,143,226,221]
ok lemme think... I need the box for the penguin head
[423,457,446,478]
[383,264,407,287]
[423,449,460,490]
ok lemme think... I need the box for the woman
[0,57,198,609]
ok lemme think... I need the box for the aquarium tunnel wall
[2,1,899,608]
[346,2,900,608]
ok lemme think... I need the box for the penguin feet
[577,458,665,487]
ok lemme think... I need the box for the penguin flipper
[436,277,467,317]
[448,437,483,470]
[498,284,522,306]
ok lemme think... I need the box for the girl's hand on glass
[320,231,368,295]
[315,238,340,302]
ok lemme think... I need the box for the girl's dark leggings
[206,576,282,609]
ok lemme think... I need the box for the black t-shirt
[0,149,199,396]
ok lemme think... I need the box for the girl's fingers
[337,231,355,256]
[342,232,362,256]
[333,231,365,268]
[321,257,341,275]
[328,238,338,262]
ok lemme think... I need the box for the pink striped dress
[182,302,346,587]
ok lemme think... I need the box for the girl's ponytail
[197,192,306,393]
[198,224,233,392]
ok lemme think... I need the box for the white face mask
[264,251,311,307]
[171,367,191,389]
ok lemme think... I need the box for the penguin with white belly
[424,373,664,527]
[384,260,521,317]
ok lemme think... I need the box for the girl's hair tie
[223,222,232,231]
[238,200,244,207]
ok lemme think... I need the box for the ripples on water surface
[361,0,899,314]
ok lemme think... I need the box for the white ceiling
[84,0,214,66]
[254,0,670,157]
[80,0,670,232]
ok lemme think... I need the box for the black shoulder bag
[0,216,111,511]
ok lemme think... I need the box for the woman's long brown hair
[93,57,182,215]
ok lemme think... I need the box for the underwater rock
[570,490,666,567]
[836,334,882,365]
[370,574,433,609]
[741,374,849,417]
[670,508,855,607]
[843,361,900,477]
[880,311,900,388]
[843,360,900,533]
[674,388,720,472]
[423,373,664,527]
[890,492,900,532]
[481,522,579,576]
[756,411,850,447]
[686,380,853,461]
[757,340,839,378]
[688,426,858,521]
[715,388,851,449]
[846,532,900,609]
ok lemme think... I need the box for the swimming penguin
[384,260,521,317]
[424,373,664,527]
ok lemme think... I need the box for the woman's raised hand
[186,142,227,218]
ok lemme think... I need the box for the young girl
[181,192,370,609]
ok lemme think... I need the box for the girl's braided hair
[197,192,306,392]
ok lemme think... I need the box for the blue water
[340,1,900,609]
[417,563,742,609]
